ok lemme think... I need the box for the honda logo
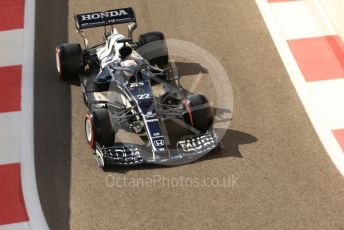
[81,10,129,21]
[154,140,165,147]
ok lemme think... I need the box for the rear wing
[74,7,136,31]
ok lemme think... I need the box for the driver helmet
[121,59,137,78]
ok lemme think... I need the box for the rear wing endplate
[75,7,136,31]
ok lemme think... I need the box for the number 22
[137,93,150,99]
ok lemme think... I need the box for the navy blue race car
[55,7,221,168]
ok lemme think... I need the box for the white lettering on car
[81,10,129,21]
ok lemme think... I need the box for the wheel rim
[95,149,105,168]
[55,48,61,74]
[85,115,94,148]
[85,119,92,142]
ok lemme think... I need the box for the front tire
[56,43,83,83]
[85,108,115,149]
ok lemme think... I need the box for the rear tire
[56,43,83,83]
[137,31,168,69]
[183,94,214,133]
[85,109,115,148]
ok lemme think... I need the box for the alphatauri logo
[81,10,128,21]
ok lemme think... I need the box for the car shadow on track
[34,0,71,229]
[202,129,258,159]
[173,61,208,77]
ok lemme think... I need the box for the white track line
[256,0,344,176]
[0,112,21,165]
[269,1,336,40]
[0,29,23,67]
[0,222,30,230]
[20,0,49,229]
[308,79,344,130]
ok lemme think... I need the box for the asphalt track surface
[34,0,344,229]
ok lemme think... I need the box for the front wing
[99,130,220,166]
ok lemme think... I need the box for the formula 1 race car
[55,7,221,168]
